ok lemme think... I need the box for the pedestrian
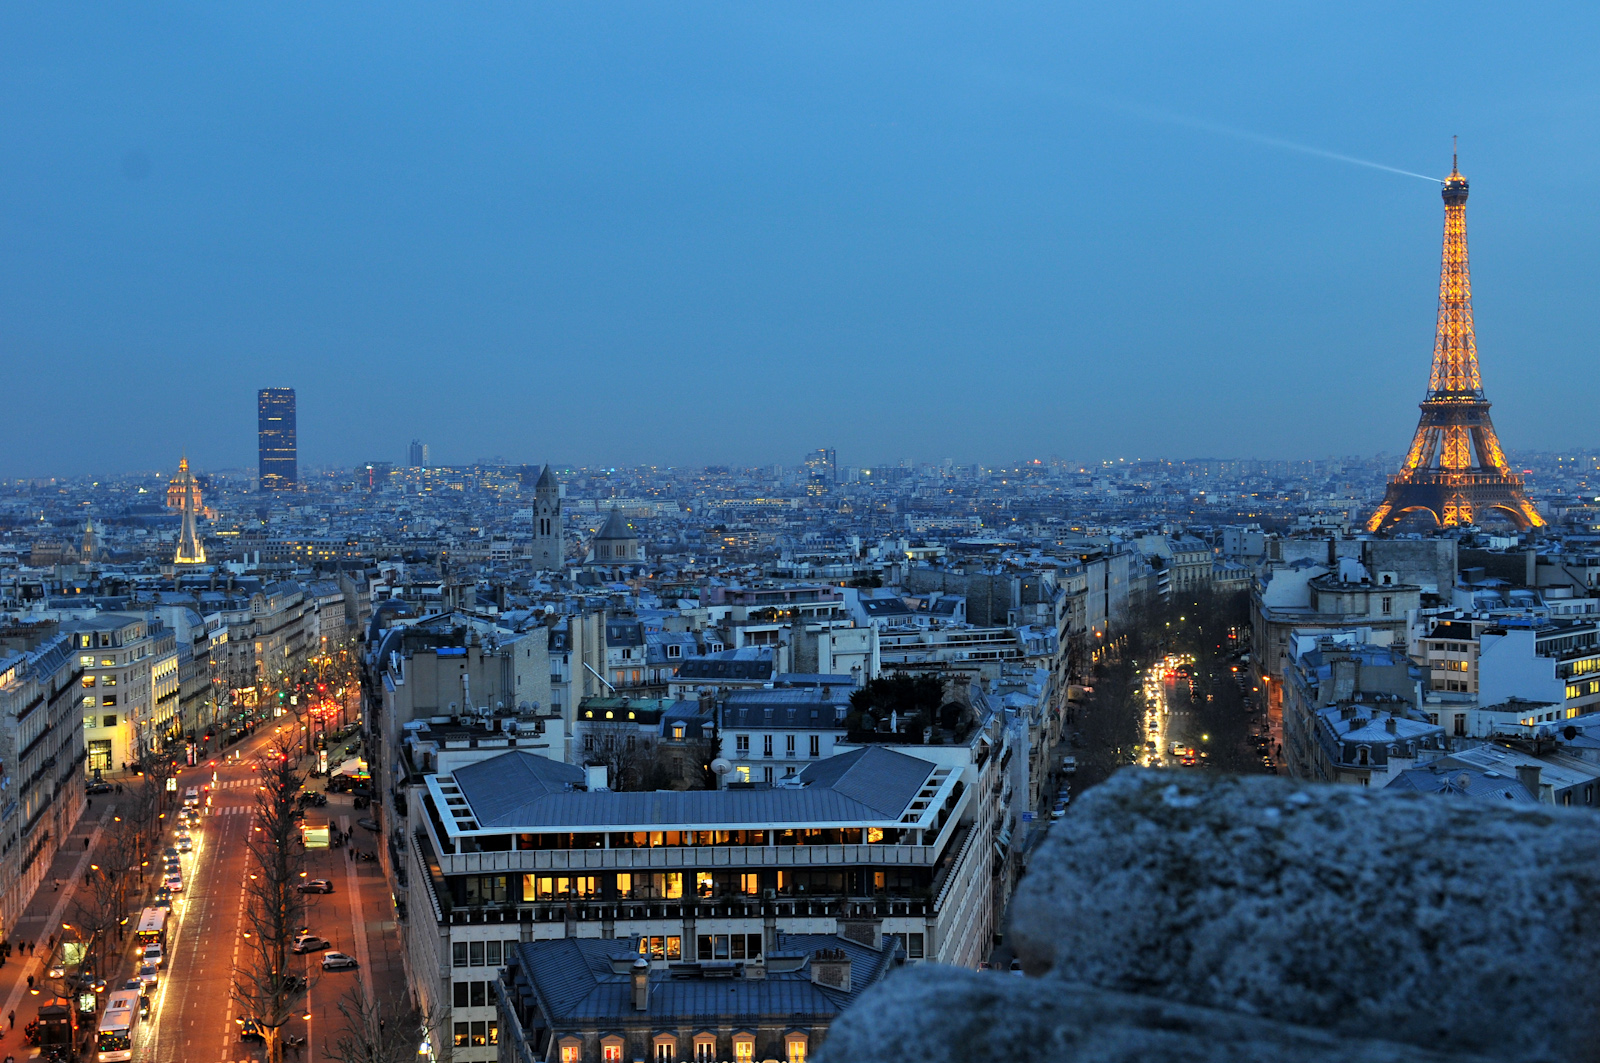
[7,1010,12,1029]
[84,837,89,850]
[25,976,32,991]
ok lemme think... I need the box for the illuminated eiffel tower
[1365,153,1544,532]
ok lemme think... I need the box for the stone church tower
[529,465,564,571]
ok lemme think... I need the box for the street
[0,722,407,1063]
[140,725,408,1063]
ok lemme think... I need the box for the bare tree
[582,721,661,791]
[321,981,446,1063]
[70,844,130,978]
[231,736,310,1063]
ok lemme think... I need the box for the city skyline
[3,6,1600,478]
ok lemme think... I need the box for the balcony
[437,842,938,877]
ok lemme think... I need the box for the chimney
[835,916,883,951]
[763,910,779,958]
[809,948,852,992]
[586,764,609,791]
[631,958,650,1011]
[1516,764,1543,800]
[1384,717,1397,734]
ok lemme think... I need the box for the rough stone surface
[817,966,1495,1063]
[1009,770,1600,1063]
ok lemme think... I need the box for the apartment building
[0,632,85,942]
[60,614,177,773]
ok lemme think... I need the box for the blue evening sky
[1,3,1597,475]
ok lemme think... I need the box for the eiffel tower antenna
[1365,152,1544,532]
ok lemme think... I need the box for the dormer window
[668,644,681,659]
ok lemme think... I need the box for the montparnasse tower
[172,455,207,565]
[1365,151,1544,532]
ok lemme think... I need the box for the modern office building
[409,439,430,468]
[257,387,297,491]
[401,744,987,1062]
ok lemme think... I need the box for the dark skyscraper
[257,387,297,491]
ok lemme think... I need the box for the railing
[438,842,936,876]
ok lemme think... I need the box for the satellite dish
[711,758,732,777]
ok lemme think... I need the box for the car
[321,952,358,971]
[1010,959,1025,976]
[238,1018,265,1043]
[164,856,182,869]
[86,782,114,795]
[121,979,141,993]
[162,846,179,859]
[135,964,159,990]
[164,874,184,893]
[357,817,379,832]
[292,935,330,954]
[176,836,193,852]
[299,879,334,894]
[1049,807,1066,820]
[142,943,164,967]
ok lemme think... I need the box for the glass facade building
[258,387,297,491]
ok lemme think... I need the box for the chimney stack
[1516,763,1544,801]
[810,948,852,992]
[835,915,883,951]
[631,958,650,1012]
[586,763,609,791]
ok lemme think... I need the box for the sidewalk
[0,796,117,1058]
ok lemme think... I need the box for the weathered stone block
[1010,770,1600,1063]
[819,966,1495,1063]
[820,770,1600,1063]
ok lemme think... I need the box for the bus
[98,990,141,1062]
[135,907,167,949]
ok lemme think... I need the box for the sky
[2,3,1598,477]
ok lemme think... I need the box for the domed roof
[594,507,635,541]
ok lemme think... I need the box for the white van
[183,786,200,807]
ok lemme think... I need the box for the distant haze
[1,4,1598,477]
